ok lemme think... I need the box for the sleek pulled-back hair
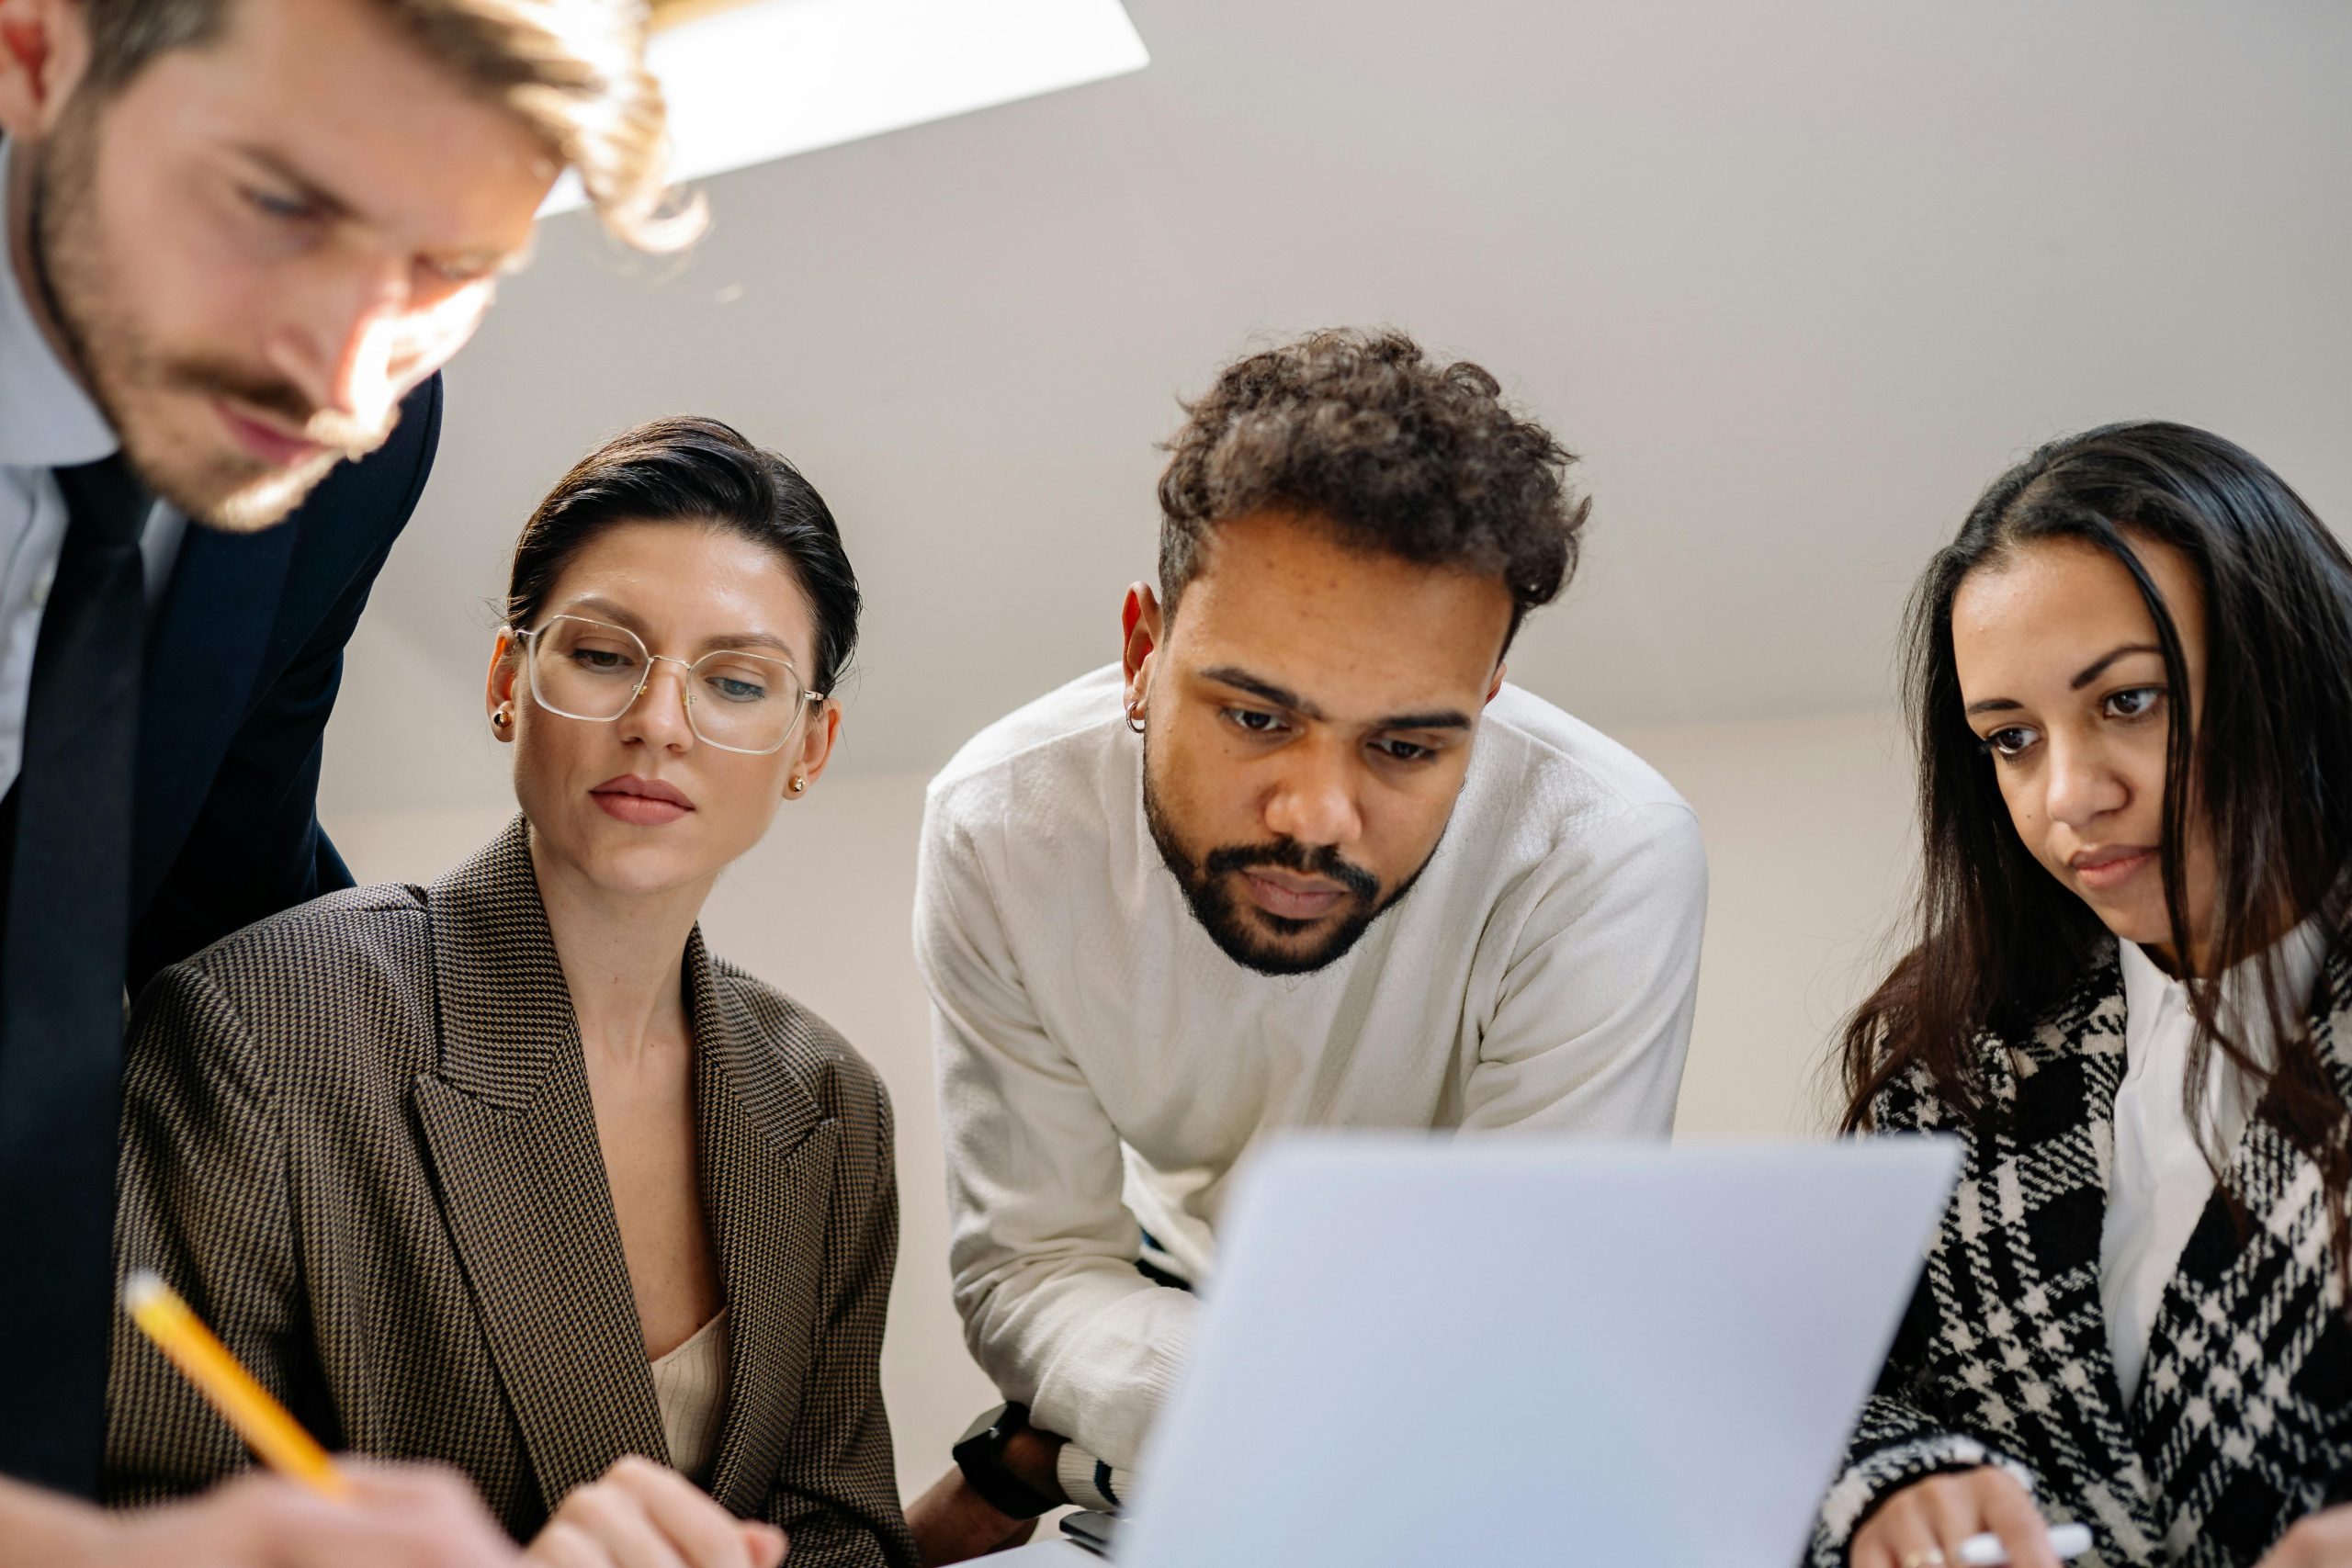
[1155,328,1588,650]
[506,416,860,694]
[1840,422,2352,1252]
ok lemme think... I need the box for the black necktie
[0,452,150,1495]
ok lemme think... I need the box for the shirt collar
[0,141,119,469]
[2119,912,2332,1057]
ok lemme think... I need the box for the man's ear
[1486,661,1507,705]
[0,0,92,140]
[1122,581,1163,713]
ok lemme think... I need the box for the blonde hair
[83,0,705,253]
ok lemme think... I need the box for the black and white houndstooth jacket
[1812,937,2352,1567]
[103,818,918,1566]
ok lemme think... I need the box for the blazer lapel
[1968,951,2166,1552]
[409,817,669,1516]
[2138,937,2352,1540]
[132,519,295,913]
[687,934,838,1517]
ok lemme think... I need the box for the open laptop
[1056,1134,1959,1568]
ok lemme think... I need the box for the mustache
[1202,839,1381,902]
[165,356,392,457]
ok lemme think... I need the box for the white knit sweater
[916,665,1707,1470]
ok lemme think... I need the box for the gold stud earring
[492,709,511,729]
[789,776,808,795]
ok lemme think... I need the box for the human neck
[528,830,714,1066]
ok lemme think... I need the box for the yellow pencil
[121,1270,350,1500]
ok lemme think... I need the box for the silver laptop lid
[1120,1135,1961,1568]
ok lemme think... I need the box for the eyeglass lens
[526,615,808,754]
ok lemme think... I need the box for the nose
[616,659,696,753]
[1261,739,1363,849]
[265,257,410,432]
[2043,727,2129,833]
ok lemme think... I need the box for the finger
[1850,1495,1922,1568]
[1976,1475,2058,1568]
[1917,1476,1985,1562]
[604,1458,747,1568]
[527,1520,606,1568]
[739,1522,787,1568]
[558,1482,688,1568]
[339,1463,514,1568]
[1871,1505,1951,1568]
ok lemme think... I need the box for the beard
[28,102,390,533]
[1141,732,1437,976]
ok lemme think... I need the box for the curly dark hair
[1155,328,1588,648]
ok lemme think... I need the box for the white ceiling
[322,0,2352,811]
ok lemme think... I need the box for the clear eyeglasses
[510,615,825,756]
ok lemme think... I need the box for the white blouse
[650,1310,731,1483]
[2103,923,2324,1401]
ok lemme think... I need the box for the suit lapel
[409,817,669,1516]
[688,934,837,1517]
[131,519,295,912]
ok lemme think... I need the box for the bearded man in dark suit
[0,0,697,1559]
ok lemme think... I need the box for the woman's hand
[1851,1466,2059,1568]
[526,1457,786,1568]
[2258,1505,2352,1565]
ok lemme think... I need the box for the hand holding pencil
[101,1272,516,1568]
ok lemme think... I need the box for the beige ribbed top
[650,1310,731,1483]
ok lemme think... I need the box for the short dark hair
[74,0,698,251]
[505,416,861,693]
[1155,328,1588,648]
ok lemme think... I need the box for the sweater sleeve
[1807,1075,2041,1566]
[914,791,1196,1472]
[1458,799,1705,1136]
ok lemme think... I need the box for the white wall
[322,704,1918,1498]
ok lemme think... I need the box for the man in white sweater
[908,329,1707,1561]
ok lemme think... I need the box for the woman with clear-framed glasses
[103,418,916,1568]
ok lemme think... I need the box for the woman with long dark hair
[1817,423,2352,1568]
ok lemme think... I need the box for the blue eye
[707,675,769,704]
[569,648,638,675]
[244,186,319,222]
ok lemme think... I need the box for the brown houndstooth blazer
[103,818,916,1566]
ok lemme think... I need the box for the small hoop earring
[1125,701,1147,735]
[789,776,808,795]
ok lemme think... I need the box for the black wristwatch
[952,1402,1057,1521]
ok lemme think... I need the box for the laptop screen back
[1119,1136,1961,1568]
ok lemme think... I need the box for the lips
[2070,844,2155,892]
[1239,868,1349,921]
[590,773,695,827]
[214,399,327,468]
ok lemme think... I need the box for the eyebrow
[232,144,530,276]
[1199,665,1475,733]
[1962,641,2165,716]
[560,599,795,659]
[233,145,356,222]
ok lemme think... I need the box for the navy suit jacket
[0,373,441,1495]
[128,375,440,987]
